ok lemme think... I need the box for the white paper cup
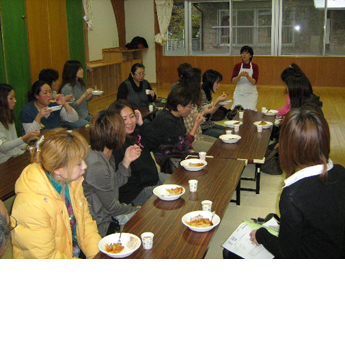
[141,232,154,249]
[257,124,263,132]
[261,107,267,113]
[189,179,198,192]
[234,124,240,133]
[146,89,150,95]
[149,104,154,112]
[199,151,206,161]
[226,129,232,135]
[239,111,244,119]
[202,200,213,212]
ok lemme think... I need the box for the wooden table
[208,110,275,194]
[94,158,245,259]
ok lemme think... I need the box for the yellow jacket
[12,163,101,259]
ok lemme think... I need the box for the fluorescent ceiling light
[314,0,345,8]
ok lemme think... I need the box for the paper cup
[226,129,232,135]
[261,107,267,113]
[149,104,154,112]
[257,124,263,132]
[146,89,150,95]
[239,111,244,119]
[189,179,198,192]
[234,124,240,133]
[141,232,154,249]
[199,151,206,161]
[202,200,213,212]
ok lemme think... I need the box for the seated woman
[231,45,259,111]
[0,83,39,163]
[11,128,101,259]
[110,100,170,206]
[141,85,204,169]
[19,80,78,135]
[117,63,156,107]
[82,110,141,237]
[200,69,228,137]
[246,109,345,258]
[60,60,94,128]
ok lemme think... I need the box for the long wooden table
[94,158,245,259]
[208,110,275,194]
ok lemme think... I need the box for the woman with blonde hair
[11,128,101,259]
[83,110,141,237]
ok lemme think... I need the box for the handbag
[261,148,282,175]
[226,105,244,120]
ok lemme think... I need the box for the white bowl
[224,120,242,128]
[153,184,185,201]
[218,100,232,106]
[180,158,207,172]
[264,109,278,116]
[219,134,241,144]
[91,90,104,96]
[98,233,141,258]
[254,121,273,129]
[182,211,220,232]
[48,105,62,112]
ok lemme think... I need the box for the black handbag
[261,148,283,175]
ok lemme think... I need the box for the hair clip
[36,135,45,152]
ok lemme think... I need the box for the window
[164,0,345,56]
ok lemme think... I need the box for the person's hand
[64,94,74,103]
[215,93,227,106]
[249,230,260,246]
[37,107,52,121]
[83,88,93,98]
[147,90,155,97]
[55,94,66,105]
[274,143,279,150]
[134,109,143,126]
[194,112,204,125]
[201,104,213,116]
[240,71,249,78]
[22,130,40,143]
[123,144,142,167]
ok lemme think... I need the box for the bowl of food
[254,120,272,129]
[180,158,207,172]
[224,120,242,128]
[264,109,278,116]
[153,184,185,201]
[98,233,141,258]
[91,90,104,96]
[219,134,241,144]
[182,210,220,232]
[48,105,63,112]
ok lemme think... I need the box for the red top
[232,62,259,82]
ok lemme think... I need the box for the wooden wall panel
[25,0,69,84]
[156,54,345,87]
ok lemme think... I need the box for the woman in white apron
[231,46,259,111]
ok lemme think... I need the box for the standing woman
[60,60,94,127]
[83,110,141,237]
[117,63,156,107]
[11,128,101,259]
[231,45,259,111]
[249,109,345,258]
[0,83,39,163]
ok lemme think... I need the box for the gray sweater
[0,123,26,163]
[83,149,137,237]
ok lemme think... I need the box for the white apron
[232,62,258,111]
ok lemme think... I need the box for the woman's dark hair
[279,108,330,180]
[59,60,85,91]
[27,80,50,102]
[0,83,15,129]
[177,63,192,78]
[167,85,194,111]
[108,99,138,143]
[178,67,202,106]
[89,109,126,151]
[38,69,59,87]
[240,45,254,61]
[131,63,145,75]
[281,63,304,83]
[202,69,223,102]
[285,73,313,108]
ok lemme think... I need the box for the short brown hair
[89,110,126,151]
[32,128,89,178]
[279,108,330,179]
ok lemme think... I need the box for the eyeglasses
[135,72,145,77]
[8,215,17,231]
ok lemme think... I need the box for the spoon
[210,211,216,225]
